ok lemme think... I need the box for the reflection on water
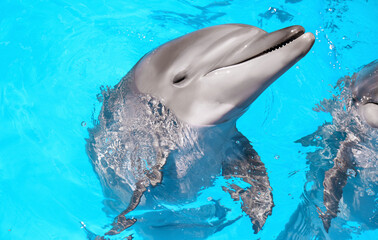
[151,0,233,28]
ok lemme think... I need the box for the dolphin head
[352,60,378,128]
[132,24,315,126]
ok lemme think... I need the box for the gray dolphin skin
[352,60,378,128]
[86,24,314,238]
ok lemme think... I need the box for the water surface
[1,0,377,239]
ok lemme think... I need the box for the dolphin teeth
[207,28,306,74]
[262,30,304,55]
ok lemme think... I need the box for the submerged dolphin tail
[222,131,274,233]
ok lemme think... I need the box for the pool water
[0,0,377,239]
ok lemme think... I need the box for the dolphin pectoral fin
[105,181,147,236]
[105,165,164,236]
[321,140,355,232]
[222,132,274,233]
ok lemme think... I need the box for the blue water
[1,0,377,239]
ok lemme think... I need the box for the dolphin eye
[173,73,187,85]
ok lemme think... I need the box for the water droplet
[366,188,375,196]
[346,169,356,178]
[270,8,277,13]
[96,93,103,102]
[80,221,86,228]
[81,121,87,127]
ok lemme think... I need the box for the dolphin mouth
[239,30,305,64]
[207,27,307,74]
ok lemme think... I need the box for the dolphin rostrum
[86,24,314,237]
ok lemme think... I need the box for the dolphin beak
[206,25,311,74]
[200,26,315,123]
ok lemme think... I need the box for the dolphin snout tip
[301,32,316,52]
[303,32,315,42]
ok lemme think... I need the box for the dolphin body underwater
[86,24,315,238]
[277,60,377,239]
[320,60,378,231]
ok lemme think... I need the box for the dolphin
[278,60,377,238]
[86,24,314,237]
[321,60,378,231]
